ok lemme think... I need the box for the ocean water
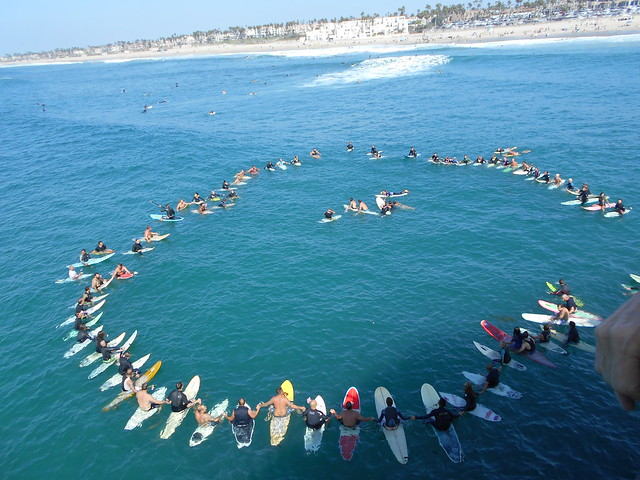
[1,35,640,479]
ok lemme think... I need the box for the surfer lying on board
[415,398,461,431]
[303,400,330,430]
[136,383,170,412]
[375,397,414,430]
[176,199,189,211]
[258,387,305,417]
[91,241,113,255]
[112,263,132,279]
[324,208,335,219]
[329,402,374,428]
[144,226,158,242]
[195,404,224,426]
[225,398,261,426]
[160,203,176,219]
[169,381,201,413]
[68,265,83,280]
[477,363,501,395]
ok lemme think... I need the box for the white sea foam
[0,61,83,68]
[305,54,450,86]
[256,44,422,58]
[442,32,640,49]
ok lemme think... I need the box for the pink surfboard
[339,386,361,461]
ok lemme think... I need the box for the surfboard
[548,180,565,189]
[543,326,596,353]
[160,375,201,439]
[517,327,567,355]
[123,247,155,254]
[473,341,526,371]
[375,192,408,198]
[561,198,598,205]
[100,353,151,391]
[63,312,104,341]
[339,386,360,461]
[303,395,326,453]
[102,361,162,412]
[522,312,599,328]
[605,207,632,217]
[79,331,126,367]
[88,330,138,379]
[266,167,276,171]
[630,273,640,284]
[420,383,463,463]
[582,203,615,211]
[124,386,168,430]
[58,299,106,328]
[189,399,229,446]
[55,273,92,284]
[277,164,288,170]
[374,386,408,464]
[90,275,114,293]
[375,197,386,211]
[68,294,109,310]
[439,393,501,422]
[319,215,341,223]
[190,209,214,214]
[481,320,556,368]
[545,282,584,307]
[142,233,170,242]
[63,326,103,358]
[270,380,294,446]
[149,214,184,222]
[512,169,527,175]
[462,372,522,399]
[232,403,255,448]
[70,252,115,269]
[537,300,602,322]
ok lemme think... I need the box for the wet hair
[276,387,283,395]
[141,383,148,390]
[176,381,184,390]
[345,401,353,410]
[386,397,393,406]
[464,382,475,397]
[438,398,447,408]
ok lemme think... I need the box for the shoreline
[2,16,639,67]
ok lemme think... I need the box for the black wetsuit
[132,243,144,253]
[222,182,230,190]
[303,408,330,430]
[232,405,252,427]
[615,202,626,214]
[463,392,477,412]
[539,329,551,343]
[324,211,333,219]
[416,407,459,431]
[94,244,107,253]
[80,252,90,263]
[525,337,536,352]
[553,283,571,296]
[169,390,190,412]
[118,357,134,376]
[578,188,591,205]
[77,329,91,343]
[161,205,176,219]
[376,406,410,428]
[566,326,580,344]
[74,315,85,331]
[75,303,86,315]
[486,369,500,388]
[565,296,578,312]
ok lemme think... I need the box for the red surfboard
[481,320,556,368]
[339,386,361,461]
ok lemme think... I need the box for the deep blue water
[1,36,639,479]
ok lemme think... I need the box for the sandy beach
[2,15,638,66]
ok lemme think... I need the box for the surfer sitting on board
[79,249,91,265]
[228,190,239,199]
[461,382,477,412]
[265,161,275,170]
[222,180,231,190]
[531,324,553,344]
[408,147,417,158]
[357,200,369,213]
[347,142,354,151]
[303,400,330,430]
[348,198,357,211]
[562,294,578,315]
[195,404,224,426]
[144,226,158,242]
[169,381,201,413]
[258,387,305,418]
[247,165,260,175]
[176,199,189,211]
[191,193,204,204]
[136,383,169,412]
[566,178,576,192]
[132,239,145,253]
[370,146,378,155]
[415,398,461,431]
[310,148,321,157]
[112,263,132,279]
[197,203,209,214]
[477,363,501,395]
[329,403,374,428]
[564,321,580,346]
[375,397,414,430]
[225,398,260,427]
[67,265,83,280]
[160,203,176,219]
[614,199,626,216]
[292,156,301,165]
[324,209,335,220]
[91,273,104,291]
[91,241,113,255]
[553,304,570,324]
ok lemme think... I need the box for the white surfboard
[79,331,126,367]
[472,341,526,371]
[189,399,229,447]
[99,353,151,391]
[420,383,463,463]
[374,387,408,464]
[462,372,522,399]
[123,247,155,254]
[232,403,255,448]
[604,207,632,218]
[303,395,327,453]
[124,387,168,430]
[439,392,501,422]
[87,331,138,379]
[319,215,341,223]
[63,326,103,358]
[160,375,201,439]
[57,299,106,328]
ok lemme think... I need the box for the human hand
[596,294,640,411]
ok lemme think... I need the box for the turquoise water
[1,36,640,479]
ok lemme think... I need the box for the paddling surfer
[160,203,176,219]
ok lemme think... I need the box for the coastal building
[305,16,409,42]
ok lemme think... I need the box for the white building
[305,16,409,42]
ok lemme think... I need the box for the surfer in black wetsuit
[370,145,378,155]
[303,400,331,430]
[478,363,501,394]
[192,193,204,204]
[564,321,580,346]
[462,382,477,411]
[161,203,176,219]
[324,208,335,219]
[228,190,239,199]
[408,147,417,158]
[76,324,94,343]
[118,352,139,376]
[614,199,626,216]
[578,183,591,205]
[169,381,201,413]
[375,397,414,429]
[265,161,275,170]
[566,178,576,192]
[131,239,144,253]
[549,279,570,296]
[562,293,578,315]
[539,171,550,183]
[79,249,91,265]
[222,180,230,190]
[531,324,553,344]
[415,398,460,431]
[347,142,354,151]
[225,398,260,428]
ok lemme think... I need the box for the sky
[0,0,440,55]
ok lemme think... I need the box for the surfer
[80,286,94,305]
[347,198,357,210]
[94,330,122,362]
[562,294,578,315]
[131,239,145,254]
[357,200,369,213]
[461,382,477,412]
[372,150,382,159]
[224,398,260,427]
[431,153,440,163]
[91,273,105,291]
[477,363,502,394]
[415,398,461,430]
[596,192,608,212]
[408,147,418,158]
[176,199,189,211]
[192,193,204,204]
[292,156,301,166]
[91,241,113,255]
[564,321,580,346]
[112,263,132,279]
[513,331,536,353]
[160,203,176,219]
[329,402,374,428]
[75,299,88,319]
[67,265,83,281]
[79,249,91,265]
[380,203,392,215]
[194,404,224,426]
[136,383,170,412]
[207,191,218,201]
[578,184,591,206]
[347,142,354,151]
[169,381,201,413]
[122,369,140,393]
[247,165,260,175]
[324,208,335,220]
[144,226,158,242]
[257,387,305,417]
[227,190,239,199]
[370,146,378,155]
[531,324,553,344]
[375,397,414,429]
[614,199,626,216]
[553,304,571,323]
[76,324,94,343]
[222,180,231,190]
[566,178,577,192]
[548,279,571,296]
[539,171,550,183]
[118,352,139,376]
[303,399,331,430]
[553,173,563,186]
[265,161,275,170]
[310,148,321,157]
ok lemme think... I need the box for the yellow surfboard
[102,361,162,411]
[270,379,294,446]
